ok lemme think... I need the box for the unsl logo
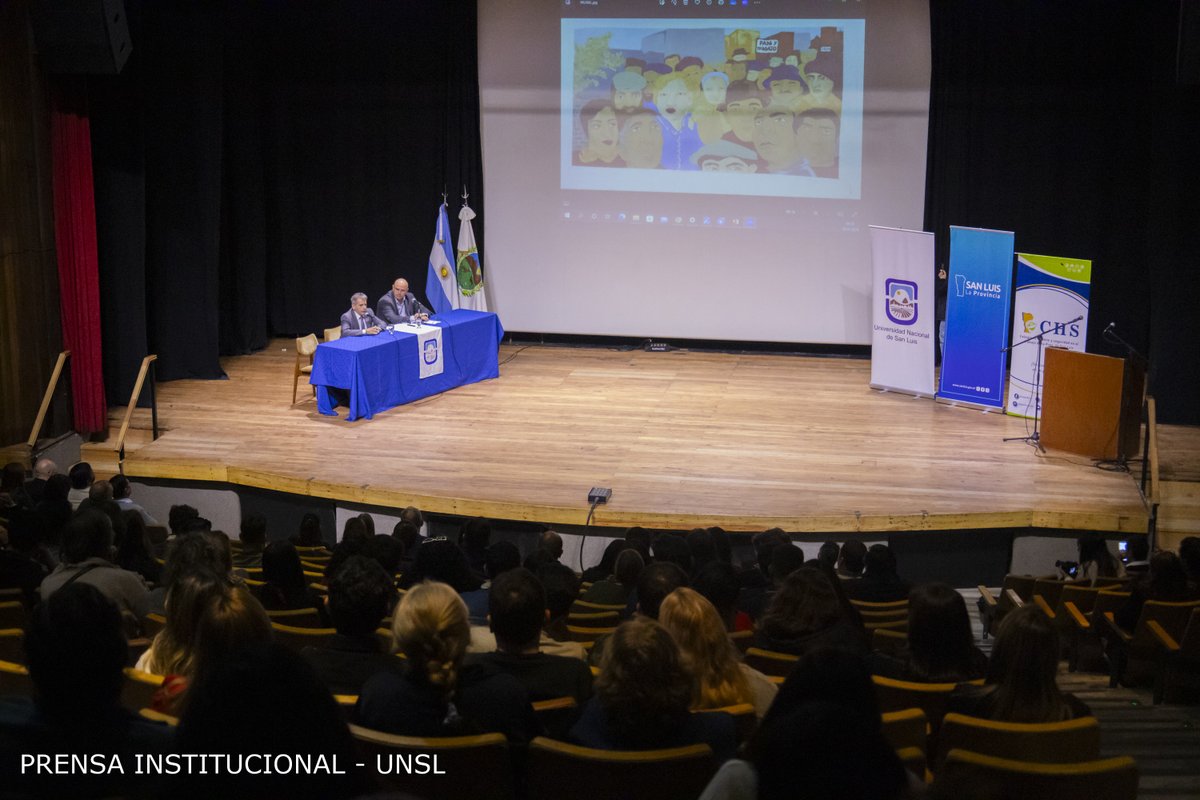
[423,339,439,365]
[884,279,918,326]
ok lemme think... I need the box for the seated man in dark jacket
[301,555,403,695]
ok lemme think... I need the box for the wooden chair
[694,702,757,743]
[271,622,338,651]
[142,613,167,638]
[323,326,341,342]
[881,707,928,755]
[1030,577,1070,614]
[936,713,1100,769]
[531,696,579,740]
[0,600,28,630]
[525,736,716,800]
[348,726,513,800]
[872,675,978,744]
[1064,588,1131,673]
[872,627,908,656]
[896,746,927,782]
[566,624,617,644]
[939,749,1138,800]
[265,607,326,628]
[291,333,319,405]
[1147,607,1200,704]
[0,628,24,663]
[566,610,620,628]
[1099,599,1200,690]
[728,629,754,653]
[0,659,33,697]
[121,667,165,712]
[978,574,1036,638]
[743,646,800,678]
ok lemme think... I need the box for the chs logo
[423,339,439,365]
[884,279,918,326]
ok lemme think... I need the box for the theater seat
[940,749,1138,800]
[349,726,513,800]
[936,713,1101,769]
[525,736,716,800]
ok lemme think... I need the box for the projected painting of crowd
[570,25,844,178]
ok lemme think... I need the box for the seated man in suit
[340,292,386,336]
[376,278,429,325]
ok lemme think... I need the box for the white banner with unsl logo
[869,226,936,397]
[415,325,443,379]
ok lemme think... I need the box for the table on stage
[309,309,504,421]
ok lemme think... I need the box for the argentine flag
[456,204,488,312]
[426,204,458,315]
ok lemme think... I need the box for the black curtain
[924,0,1200,424]
[91,1,483,393]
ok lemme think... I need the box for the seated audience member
[948,604,1089,722]
[0,511,55,598]
[837,539,867,580]
[588,561,689,666]
[360,533,405,578]
[471,567,593,705]
[708,526,733,566]
[0,584,173,799]
[356,512,376,538]
[739,528,790,590]
[77,480,126,542]
[322,517,372,580]
[524,529,565,571]
[302,555,402,694]
[870,582,987,683]
[1114,550,1197,633]
[254,539,330,623]
[234,512,268,569]
[651,532,694,575]
[659,587,777,718]
[570,617,737,759]
[1180,536,1200,587]
[136,569,272,713]
[580,547,643,607]
[1062,531,1126,584]
[458,517,492,576]
[693,561,751,632]
[740,540,804,622]
[66,461,94,509]
[461,539,521,624]
[755,567,868,658]
[33,473,73,551]
[399,536,482,592]
[1123,536,1151,575]
[40,510,151,624]
[167,503,201,537]
[109,473,158,526]
[842,544,910,603]
[23,457,57,506]
[0,462,31,512]
[686,528,719,575]
[293,511,326,548]
[116,510,163,585]
[170,643,369,800]
[581,538,631,584]
[623,525,652,559]
[147,531,234,614]
[356,581,540,741]
[817,541,840,571]
[537,561,585,649]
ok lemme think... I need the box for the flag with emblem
[426,203,458,315]
[456,203,488,311]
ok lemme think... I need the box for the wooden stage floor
[107,340,1149,534]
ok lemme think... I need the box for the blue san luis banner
[1005,253,1092,419]
[937,226,1015,409]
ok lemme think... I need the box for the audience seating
[292,333,319,405]
[935,713,1101,769]
[1147,607,1200,704]
[1063,588,1131,672]
[978,574,1036,638]
[525,736,716,800]
[120,667,165,712]
[570,599,628,613]
[334,694,357,721]
[271,622,337,651]
[896,746,928,782]
[126,636,152,666]
[375,627,393,653]
[694,702,756,743]
[872,675,983,743]
[348,726,513,800]
[138,707,179,726]
[1030,577,1070,613]
[743,647,799,678]
[0,599,28,630]
[727,629,754,653]
[265,607,325,628]
[0,659,33,697]
[863,618,908,634]
[566,610,620,628]
[0,628,24,663]
[881,707,928,756]
[939,749,1138,799]
[849,598,908,613]
[1100,599,1200,690]
[142,613,167,638]
[872,627,908,656]
[531,696,579,739]
[566,624,617,644]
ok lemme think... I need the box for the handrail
[115,355,159,472]
[27,351,71,456]
[1144,395,1159,551]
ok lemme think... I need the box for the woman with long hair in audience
[293,511,326,548]
[947,604,1089,722]
[253,539,330,624]
[355,580,538,741]
[1067,532,1126,584]
[116,510,162,585]
[1114,550,1197,632]
[569,616,738,759]
[870,582,987,683]
[136,568,272,713]
[755,567,868,657]
[659,587,777,717]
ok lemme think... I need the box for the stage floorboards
[104,340,1149,533]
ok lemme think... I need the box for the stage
[99,339,1149,535]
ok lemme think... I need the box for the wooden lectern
[1041,348,1145,460]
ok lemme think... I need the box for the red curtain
[50,77,107,435]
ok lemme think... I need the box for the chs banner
[1005,253,1092,419]
[937,226,1015,410]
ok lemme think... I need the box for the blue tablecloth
[309,309,504,421]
